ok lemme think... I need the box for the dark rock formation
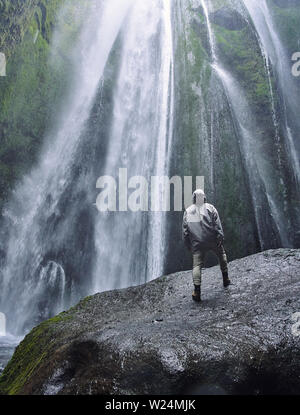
[210,7,246,31]
[0,249,299,395]
[192,5,246,31]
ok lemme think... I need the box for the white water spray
[200,0,290,247]
[93,0,174,292]
[0,0,137,334]
[243,0,300,187]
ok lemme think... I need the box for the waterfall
[1,0,299,338]
[200,0,217,62]
[147,0,174,286]
[200,0,216,193]
[250,25,289,220]
[93,0,174,292]
[199,0,291,248]
[214,65,290,247]
[243,0,300,188]
[0,0,174,334]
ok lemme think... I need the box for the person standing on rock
[182,189,231,302]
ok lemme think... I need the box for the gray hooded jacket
[182,189,224,253]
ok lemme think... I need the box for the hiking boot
[192,285,201,302]
[222,272,231,288]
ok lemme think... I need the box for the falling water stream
[0,0,299,372]
[0,0,174,337]
[92,0,174,292]
[200,0,291,248]
[243,0,300,187]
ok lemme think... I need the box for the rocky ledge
[0,249,300,395]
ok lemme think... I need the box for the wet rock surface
[192,5,246,31]
[273,0,300,8]
[1,249,300,395]
[210,7,246,31]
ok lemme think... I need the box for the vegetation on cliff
[0,0,89,210]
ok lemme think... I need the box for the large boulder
[0,249,299,395]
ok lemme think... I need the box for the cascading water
[0,0,300,371]
[93,0,174,292]
[0,0,174,335]
[241,0,300,244]
[199,0,291,248]
[200,0,217,193]
[200,0,217,62]
[243,0,300,187]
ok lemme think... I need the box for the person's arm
[182,211,191,250]
[212,207,224,246]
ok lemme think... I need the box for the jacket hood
[193,189,206,206]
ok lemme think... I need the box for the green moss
[0,0,38,57]
[77,295,93,308]
[270,3,300,52]
[0,0,89,211]
[0,290,98,395]
[216,138,254,256]
[0,310,73,395]
[214,24,272,108]
[173,11,213,176]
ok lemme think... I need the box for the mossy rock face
[168,0,300,266]
[210,7,247,31]
[0,311,75,395]
[168,2,260,270]
[192,2,246,31]
[270,0,300,54]
[0,0,39,57]
[0,0,90,210]
[273,0,300,8]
